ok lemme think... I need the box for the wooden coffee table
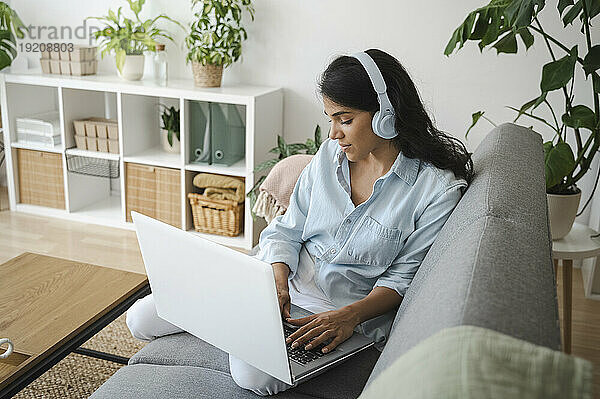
[0,252,149,398]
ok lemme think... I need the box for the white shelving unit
[1,69,282,250]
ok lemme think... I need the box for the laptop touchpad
[290,303,313,319]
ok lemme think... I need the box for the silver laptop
[131,211,374,386]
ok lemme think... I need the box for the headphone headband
[350,51,397,139]
[351,52,388,94]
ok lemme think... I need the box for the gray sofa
[91,123,560,398]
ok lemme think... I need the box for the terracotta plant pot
[547,189,581,240]
[191,62,223,87]
[118,55,145,81]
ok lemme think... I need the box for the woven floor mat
[14,313,147,399]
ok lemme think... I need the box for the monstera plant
[445,0,600,239]
[0,2,25,70]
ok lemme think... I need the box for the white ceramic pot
[118,55,145,81]
[161,129,180,154]
[547,190,581,240]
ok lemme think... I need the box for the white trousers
[126,246,337,396]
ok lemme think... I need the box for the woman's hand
[285,308,360,354]
[272,262,291,319]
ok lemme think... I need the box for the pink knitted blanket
[254,154,313,221]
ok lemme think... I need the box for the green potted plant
[0,2,25,71]
[89,0,183,81]
[160,105,180,154]
[247,125,323,217]
[185,0,255,87]
[0,2,24,162]
[445,0,600,239]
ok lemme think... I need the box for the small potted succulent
[185,0,255,87]
[446,0,600,239]
[89,0,183,81]
[160,105,180,154]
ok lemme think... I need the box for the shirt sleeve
[374,181,466,297]
[256,159,314,280]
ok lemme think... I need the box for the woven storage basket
[188,193,243,237]
[17,149,65,209]
[191,62,223,88]
[126,163,181,228]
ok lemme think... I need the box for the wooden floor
[0,187,144,274]
[557,266,600,397]
[0,185,599,396]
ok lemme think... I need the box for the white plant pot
[161,129,180,154]
[547,190,581,240]
[118,55,145,81]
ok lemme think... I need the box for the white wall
[9,0,599,222]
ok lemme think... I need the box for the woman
[126,48,473,396]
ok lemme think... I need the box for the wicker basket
[188,193,243,237]
[191,62,223,88]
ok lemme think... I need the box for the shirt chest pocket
[341,216,403,267]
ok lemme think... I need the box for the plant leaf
[277,135,287,157]
[540,46,577,92]
[504,0,546,29]
[594,72,600,93]
[493,31,518,54]
[287,143,308,155]
[115,48,126,73]
[444,0,512,56]
[466,111,485,138]
[254,158,279,173]
[544,141,575,189]
[582,45,600,76]
[513,93,547,122]
[558,0,575,14]
[517,27,535,50]
[561,104,597,130]
[562,0,583,25]
[507,105,555,126]
[584,0,600,19]
[314,124,322,147]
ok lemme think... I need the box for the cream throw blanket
[252,154,313,223]
[360,325,593,399]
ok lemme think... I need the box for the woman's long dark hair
[318,48,474,185]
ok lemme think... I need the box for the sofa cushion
[129,332,229,373]
[89,364,316,399]
[359,326,592,399]
[129,332,381,398]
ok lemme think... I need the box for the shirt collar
[334,144,420,186]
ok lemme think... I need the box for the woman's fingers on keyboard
[304,330,335,350]
[286,318,319,344]
[290,325,327,349]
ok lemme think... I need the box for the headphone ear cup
[380,114,397,139]
[371,110,382,137]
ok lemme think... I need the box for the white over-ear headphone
[351,52,397,139]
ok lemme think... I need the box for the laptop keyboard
[284,324,328,365]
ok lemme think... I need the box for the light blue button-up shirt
[257,138,467,347]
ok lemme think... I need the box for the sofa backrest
[366,123,561,386]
